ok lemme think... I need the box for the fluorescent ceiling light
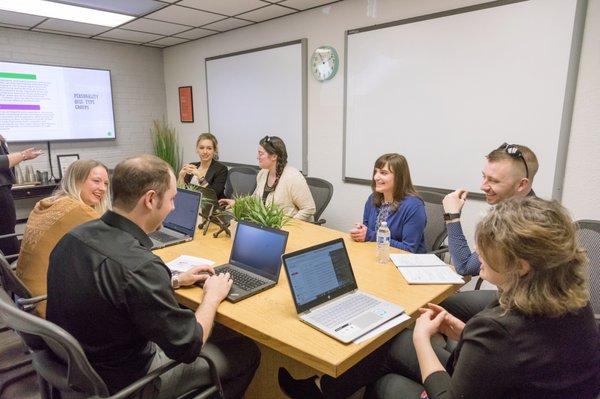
[0,0,135,27]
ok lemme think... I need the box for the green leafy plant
[231,195,291,229]
[151,118,182,173]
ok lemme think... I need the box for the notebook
[150,188,201,250]
[282,238,404,343]
[214,220,289,303]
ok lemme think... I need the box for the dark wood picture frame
[57,154,80,179]
[179,86,194,123]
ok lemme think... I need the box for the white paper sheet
[398,266,464,285]
[166,255,215,273]
[389,253,448,267]
[353,313,412,343]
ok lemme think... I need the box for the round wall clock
[310,45,339,82]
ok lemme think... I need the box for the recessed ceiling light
[0,0,135,27]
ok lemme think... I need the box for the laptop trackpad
[351,312,382,329]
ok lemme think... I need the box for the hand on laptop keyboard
[179,265,215,287]
[203,272,233,303]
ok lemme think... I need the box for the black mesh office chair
[0,283,224,399]
[576,220,600,326]
[224,167,258,198]
[419,191,450,259]
[305,177,333,226]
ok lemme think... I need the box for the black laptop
[214,220,288,303]
[150,188,201,249]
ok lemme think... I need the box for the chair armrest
[428,246,449,256]
[0,233,23,241]
[102,351,223,399]
[311,219,326,226]
[17,295,47,312]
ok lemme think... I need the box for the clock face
[311,46,339,81]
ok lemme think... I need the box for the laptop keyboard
[151,231,176,243]
[308,294,380,329]
[218,266,266,291]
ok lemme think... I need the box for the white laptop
[282,238,404,343]
[150,188,201,250]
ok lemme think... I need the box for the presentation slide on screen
[0,61,116,142]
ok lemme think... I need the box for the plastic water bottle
[376,221,390,264]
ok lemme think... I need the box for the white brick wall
[0,28,167,220]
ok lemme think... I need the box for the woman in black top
[376,197,600,399]
[0,135,42,256]
[177,133,228,199]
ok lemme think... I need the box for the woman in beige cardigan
[16,159,111,317]
[220,136,315,221]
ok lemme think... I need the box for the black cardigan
[424,301,600,399]
[182,160,228,199]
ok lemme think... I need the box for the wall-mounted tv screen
[0,61,116,143]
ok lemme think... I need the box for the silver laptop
[150,188,201,250]
[214,220,288,303]
[282,238,404,343]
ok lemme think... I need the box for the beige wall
[163,0,600,241]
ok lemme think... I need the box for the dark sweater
[424,301,600,399]
[182,160,228,199]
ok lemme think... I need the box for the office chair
[0,232,23,263]
[224,166,258,198]
[0,284,224,399]
[305,177,333,225]
[419,191,450,259]
[576,220,600,326]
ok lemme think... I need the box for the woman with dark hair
[178,133,228,199]
[350,153,427,253]
[220,135,315,221]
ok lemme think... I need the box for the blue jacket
[363,194,427,253]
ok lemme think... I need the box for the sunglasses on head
[498,142,529,179]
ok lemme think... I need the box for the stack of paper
[166,255,215,273]
[390,254,464,284]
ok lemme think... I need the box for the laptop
[150,188,201,250]
[214,220,289,303]
[282,238,404,343]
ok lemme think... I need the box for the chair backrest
[0,286,109,397]
[576,220,600,319]
[419,190,448,252]
[0,252,30,300]
[305,177,333,223]
[225,167,258,198]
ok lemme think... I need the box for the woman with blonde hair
[16,159,111,317]
[178,133,228,199]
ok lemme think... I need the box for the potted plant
[231,195,291,230]
[151,118,182,173]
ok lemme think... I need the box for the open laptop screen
[283,238,357,313]
[163,188,201,236]
[230,221,289,280]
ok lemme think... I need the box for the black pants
[0,185,19,257]
[320,331,451,399]
[439,290,498,323]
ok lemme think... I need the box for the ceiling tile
[33,19,109,36]
[278,0,336,10]
[56,0,165,15]
[236,4,295,22]
[201,17,253,32]
[96,37,141,45]
[0,10,46,27]
[145,5,222,27]
[98,28,163,43]
[175,27,215,40]
[0,23,32,30]
[178,0,267,16]
[149,36,189,46]
[120,18,189,35]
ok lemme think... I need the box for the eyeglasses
[498,143,529,179]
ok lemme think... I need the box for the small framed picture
[57,154,80,179]
[178,86,194,123]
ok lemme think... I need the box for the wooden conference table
[155,220,460,398]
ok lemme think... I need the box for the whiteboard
[206,40,307,172]
[344,0,585,199]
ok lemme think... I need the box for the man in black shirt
[46,155,260,398]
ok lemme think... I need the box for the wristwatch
[443,212,461,221]
[171,272,180,289]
